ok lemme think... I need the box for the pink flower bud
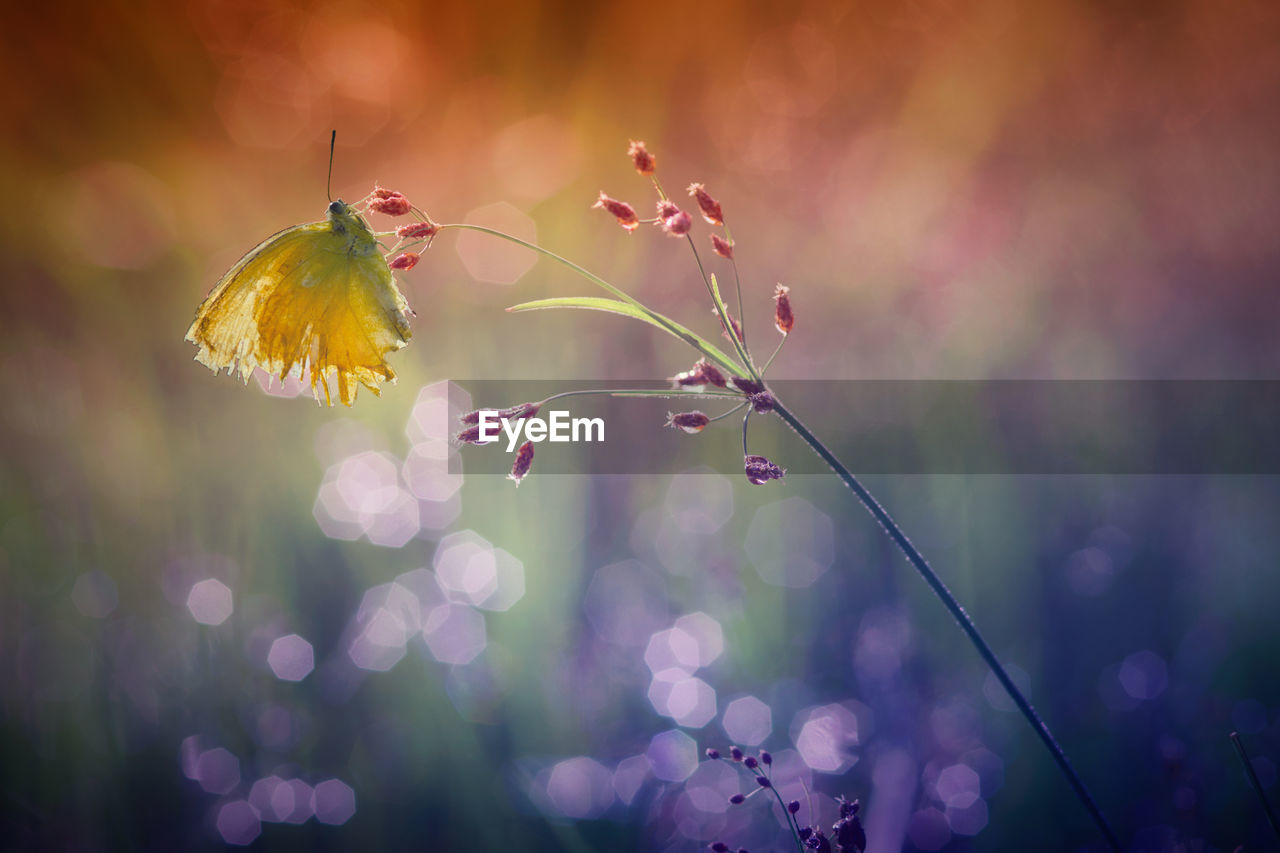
[396,221,439,239]
[666,359,730,390]
[389,252,420,270]
[509,440,535,486]
[371,185,401,199]
[628,140,656,176]
[687,183,724,226]
[774,284,794,335]
[657,200,679,219]
[744,454,785,485]
[665,411,711,434]
[695,360,728,388]
[749,392,775,413]
[460,402,541,426]
[660,208,693,237]
[710,234,734,259]
[594,192,640,231]
[731,376,764,395]
[369,194,412,216]
[457,425,492,444]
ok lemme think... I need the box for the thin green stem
[770,398,1122,853]
[764,785,806,853]
[720,223,746,338]
[1230,731,1280,842]
[684,233,756,377]
[707,402,748,423]
[759,335,788,376]
[729,254,746,341]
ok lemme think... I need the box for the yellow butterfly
[186,198,413,407]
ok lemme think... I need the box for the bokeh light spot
[946,797,989,836]
[664,471,734,533]
[908,807,951,851]
[683,759,740,814]
[647,729,699,782]
[249,776,286,820]
[934,763,981,808]
[792,703,861,773]
[643,626,698,675]
[313,778,357,825]
[673,612,724,668]
[432,531,523,611]
[1118,650,1169,701]
[648,669,717,728]
[215,800,261,846]
[195,747,241,795]
[456,202,537,285]
[612,755,651,806]
[267,634,315,682]
[186,579,233,626]
[423,603,487,665]
[348,586,419,673]
[546,756,615,819]
[314,451,419,548]
[745,497,834,588]
[722,696,773,746]
[403,443,463,503]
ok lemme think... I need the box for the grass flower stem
[682,233,756,374]
[439,219,1117,850]
[1230,731,1280,841]
[770,398,1122,853]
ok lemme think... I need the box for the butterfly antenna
[326,129,337,202]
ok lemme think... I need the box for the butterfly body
[186,200,413,406]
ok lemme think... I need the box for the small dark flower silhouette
[666,411,711,433]
[774,283,794,335]
[744,454,785,485]
[508,440,534,486]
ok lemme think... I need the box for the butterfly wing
[186,217,413,406]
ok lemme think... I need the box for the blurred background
[2,0,1280,850]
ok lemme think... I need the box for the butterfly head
[323,199,378,256]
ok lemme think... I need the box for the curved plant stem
[771,399,1122,853]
